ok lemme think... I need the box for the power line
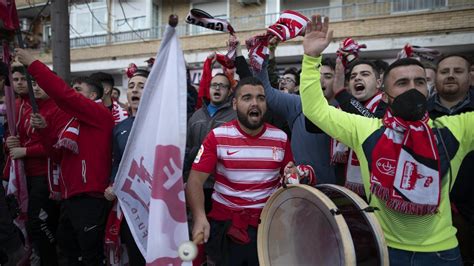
[117,0,148,42]
[84,0,113,34]
[69,24,96,48]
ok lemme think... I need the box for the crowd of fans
[0,12,473,266]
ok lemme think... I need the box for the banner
[0,0,20,31]
[113,25,190,265]
[2,41,28,237]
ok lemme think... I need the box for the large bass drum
[257,184,389,266]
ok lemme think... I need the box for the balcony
[69,0,474,49]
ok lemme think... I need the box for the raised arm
[255,58,301,120]
[300,15,378,148]
[15,48,113,129]
[234,38,253,79]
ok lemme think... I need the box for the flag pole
[15,29,39,113]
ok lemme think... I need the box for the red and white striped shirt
[192,120,293,210]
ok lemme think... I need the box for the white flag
[113,25,190,265]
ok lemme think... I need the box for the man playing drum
[300,15,472,265]
[186,77,315,266]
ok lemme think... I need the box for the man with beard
[428,54,474,264]
[301,15,472,265]
[186,77,315,266]
[184,72,236,213]
[104,69,149,266]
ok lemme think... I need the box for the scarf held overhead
[336,37,367,68]
[246,10,309,72]
[185,8,235,34]
[370,110,441,215]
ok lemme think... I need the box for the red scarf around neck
[370,110,441,215]
[344,93,383,196]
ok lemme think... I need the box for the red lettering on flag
[151,145,187,223]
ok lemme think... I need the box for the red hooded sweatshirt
[27,60,114,199]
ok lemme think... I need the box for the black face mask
[390,89,427,121]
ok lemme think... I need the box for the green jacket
[300,55,474,252]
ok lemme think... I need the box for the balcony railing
[69,0,474,48]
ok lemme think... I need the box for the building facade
[15,0,474,95]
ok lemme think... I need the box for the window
[392,0,447,13]
[43,24,52,43]
[115,16,146,32]
[190,0,228,35]
[70,1,108,37]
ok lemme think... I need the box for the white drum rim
[317,184,390,266]
[258,184,356,266]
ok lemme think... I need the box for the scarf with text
[344,93,383,196]
[186,8,235,34]
[370,110,441,215]
[246,10,309,72]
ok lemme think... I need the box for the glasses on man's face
[278,77,296,84]
[210,83,230,90]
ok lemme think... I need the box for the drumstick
[178,232,204,261]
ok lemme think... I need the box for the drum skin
[258,185,356,266]
[257,184,389,266]
[317,184,389,266]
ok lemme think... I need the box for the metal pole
[51,0,71,84]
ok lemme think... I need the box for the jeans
[389,246,462,266]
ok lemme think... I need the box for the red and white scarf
[54,117,80,154]
[336,37,367,68]
[370,110,441,215]
[105,201,129,266]
[185,9,237,69]
[112,100,128,125]
[397,43,441,61]
[344,93,383,196]
[47,159,61,201]
[185,8,235,34]
[246,10,309,72]
[330,140,349,165]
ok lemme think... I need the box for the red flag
[0,0,20,31]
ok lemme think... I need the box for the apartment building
[15,0,474,92]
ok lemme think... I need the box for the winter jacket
[17,97,59,177]
[28,60,114,199]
